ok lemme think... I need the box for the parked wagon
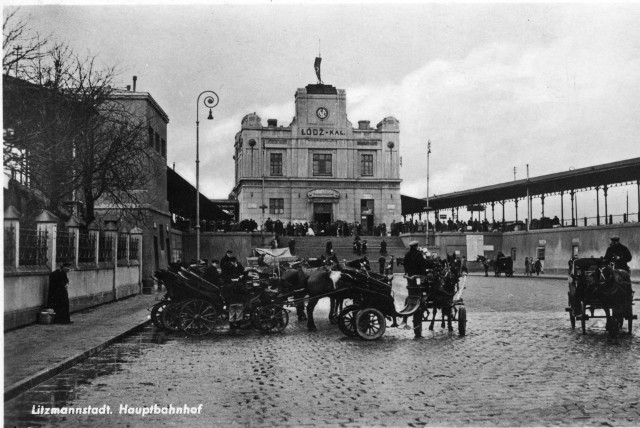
[151,267,288,336]
[335,265,467,340]
[566,257,635,338]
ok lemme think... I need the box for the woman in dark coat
[48,263,72,324]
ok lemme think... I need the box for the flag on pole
[314,57,323,84]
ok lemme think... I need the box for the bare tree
[4,17,160,225]
[3,8,48,77]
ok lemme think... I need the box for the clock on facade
[316,107,329,120]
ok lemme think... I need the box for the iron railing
[117,235,128,261]
[129,236,139,261]
[4,225,16,266]
[98,233,113,263]
[78,232,96,264]
[56,230,76,265]
[19,228,48,266]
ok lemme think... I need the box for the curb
[4,319,151,402]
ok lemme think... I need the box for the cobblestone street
[5,275,640,427]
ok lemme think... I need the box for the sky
[6,1,640,220]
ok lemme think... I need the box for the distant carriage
[566,257,635,338]
[494,256,514,277]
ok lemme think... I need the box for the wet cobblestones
[5,275,640,427]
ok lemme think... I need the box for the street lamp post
[195,90,219,262]
[425,140,432,245]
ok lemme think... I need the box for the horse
[274,259,348,331]
[426,258,459,332]
[476,255,493,277]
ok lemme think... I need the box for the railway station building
[232,83,402,234]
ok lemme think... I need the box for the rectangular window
[161,139,167,158]
[148,127,154,147]
[269,198,284,214]
[270,153,283,176]
[313,153,332,176]
[537,246,546,260]
[361,153,374,176]
[155,132,161,153]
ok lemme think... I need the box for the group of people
[524,257,543,276]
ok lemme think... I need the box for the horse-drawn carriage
[335,262,467,340]
[566,257,636,338]
[152,266,289,337]
[494,255,513,277]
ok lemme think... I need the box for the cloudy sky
[8,1,640,219]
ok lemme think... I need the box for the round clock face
[316,107,329,120]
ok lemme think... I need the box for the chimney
[267,119,277,127]
[126,85,131,91]
[133,75,137,92]
[358,120,370,130]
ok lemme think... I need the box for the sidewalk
[4,292,160,401]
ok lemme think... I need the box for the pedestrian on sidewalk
[378,255,386,275]
[47,262,73,324]
[534,258,542,276]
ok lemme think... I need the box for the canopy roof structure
[167,167,232,221]
[402,157,640,216]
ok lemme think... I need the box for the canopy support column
[603,185,609,224]
[596,186,601,226]
[560,191,564,226]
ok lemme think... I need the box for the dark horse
[427,255,460,332]
[275,261,347,331]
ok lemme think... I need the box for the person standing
[604,235,632,273]
[378,255,386,275]
[460,256,468,275]
[534,258,542,276]
[402,241,429,336]
[380,239,387,254]
[288,238,296,255]
[326,240,333,256]
[47,263,73,324]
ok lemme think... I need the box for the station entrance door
[360,199,375,233]
[314,203,333,224]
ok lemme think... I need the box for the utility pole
[526,164,530,231]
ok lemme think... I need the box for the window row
[148,126,167,158]
[269,153,374,177]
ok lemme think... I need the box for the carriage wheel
[580,301,587,335]
[161,301,184,332]
[254,304,289,333]
[179,299,218,336]
[337,305,361,337]
[355,308,386,340]
[458,306,467,337]
[151,301,169,329]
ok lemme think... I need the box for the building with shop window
[232,83,401,233]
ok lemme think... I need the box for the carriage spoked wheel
[457,306,467,337]
[337,304,361,337]
[355,308,386,340]
[178,299,219,337]
[254,304,289,333]
[160,301,185,332]
[151,301,169,329]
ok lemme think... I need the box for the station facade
[232,84,402,233]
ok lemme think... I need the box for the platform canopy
[402,157,640,215]
[167,167,232,221]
